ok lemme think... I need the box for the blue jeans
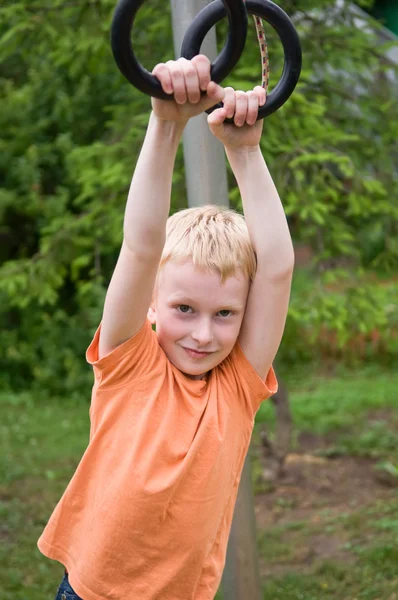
[55,573,84,600]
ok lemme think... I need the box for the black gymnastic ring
[181,0,302,120]
[110,0,248,100]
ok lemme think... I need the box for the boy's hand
[151,55,225,124]
[207,85,266,150]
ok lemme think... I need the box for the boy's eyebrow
[169,296,244,310]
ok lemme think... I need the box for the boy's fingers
[206,81,225,102]
[152,58,226,110]
[246,91,259,125]
[152,63,173,95]
[207,107,228,126]
[179,58,201,104]
[223,87,236,119]
[234,91,247,127]
[254,85,266,106]
[165,60,187,104]
[191,54,212,91]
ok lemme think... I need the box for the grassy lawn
[1,365,397,599]
[251,365,398,600]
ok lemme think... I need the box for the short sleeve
[222,341,278,418]
[86,320,163,389]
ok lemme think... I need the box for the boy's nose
[191,320,214,346]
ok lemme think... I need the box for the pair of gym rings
[111,0,302,121]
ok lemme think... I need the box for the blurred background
[0,0,397,598]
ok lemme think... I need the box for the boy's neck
[182,370,209,381]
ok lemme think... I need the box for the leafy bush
[0,0,397,394]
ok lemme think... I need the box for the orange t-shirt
[38,320,277,600]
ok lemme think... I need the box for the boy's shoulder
[86,319,161,387]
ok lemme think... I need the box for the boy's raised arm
[207,88,295,379]
[98,114,184,359]
[98,56,225,359]
[227,145,294,379]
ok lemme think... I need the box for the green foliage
[0,0,397,393]
[0,0,179,394]
[279,269,398,366]
[256,364,398,441]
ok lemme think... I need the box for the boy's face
[148,260,250,380]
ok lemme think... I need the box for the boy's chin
[176,360,209,379]
[179,357,225,379]
[168,353,220,379]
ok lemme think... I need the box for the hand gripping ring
[110,0,302,120]
[110,0,248,99]
[181,0,302,120]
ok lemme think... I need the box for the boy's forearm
[226,145,294,277]
[124,112,186,253]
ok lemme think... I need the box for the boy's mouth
[183,347,213,359]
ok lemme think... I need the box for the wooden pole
[169,2,262,598]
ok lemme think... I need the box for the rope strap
[252,15,269,94]
[242,0,269,96]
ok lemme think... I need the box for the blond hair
[159,205,257,282]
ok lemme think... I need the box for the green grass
[260,537,398,600]
[256,365,398,461]
[251,365,398,600]
[254,498,398,599]
[1,392,89,600]
[1,365,398,599]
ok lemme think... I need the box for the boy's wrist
[150,111,187,137]
[225,144,261,157]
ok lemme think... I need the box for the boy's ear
[147,304,156,325]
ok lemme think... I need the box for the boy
[38,55,294,600]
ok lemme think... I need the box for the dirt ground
[254,424,397,578]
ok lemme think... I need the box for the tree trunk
[260,377,292,481]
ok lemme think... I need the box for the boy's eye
[176,306,232,317]
[178,305,191,313]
